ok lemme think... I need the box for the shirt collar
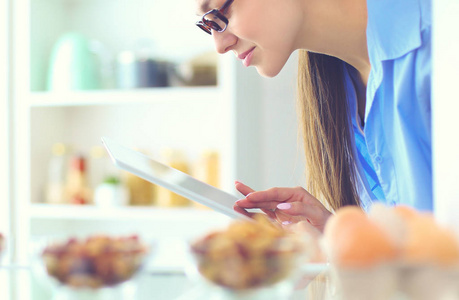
[366,0,422,62]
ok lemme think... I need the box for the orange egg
[392,205,419,221]
[368,203,408,248]
[324,206,398,268]
[401,214,459,266]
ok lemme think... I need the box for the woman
[195,0,432,232]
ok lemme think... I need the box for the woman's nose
[212,31,236,54]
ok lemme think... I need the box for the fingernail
[277,203,291,210]
[245,192,254,199]
[282,221,292,225]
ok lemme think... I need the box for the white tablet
[101,137,251,220]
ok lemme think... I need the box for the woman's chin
[256,68,280,78]
[254,64,284,78]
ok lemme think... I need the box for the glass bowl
[33,234,150,299]
[185,219,309,299]
[398,263,459,300]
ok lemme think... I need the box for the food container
[47,32,101,91]
[93,177,129,207]
[116,51,169,89]
[322,204,459,300]
[168,52,218,87]
[155,149,191,207]
[37,234,150,300]
[186,216,309,299]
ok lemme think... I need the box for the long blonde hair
[297,50,360,211]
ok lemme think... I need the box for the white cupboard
[6,0,301,298]
[10,0,272,266]
[9,0,307,276]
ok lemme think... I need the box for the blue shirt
[344,0,432,211]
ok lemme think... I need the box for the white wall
[259,52,306,190]
[0,0,12,298]
[0,0,11,237]
[209,52,304,193]
[432,0,459,231]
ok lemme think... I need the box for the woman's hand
[233,181,332,233]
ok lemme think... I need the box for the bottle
[123,149,156,206]
[93,176,129,207]
[195,150,220,188]
[124,171,156,206]
[64,155,92,204]
[193,150,220,210]
[88,145,119,190]
[45,143,70,204]
[156,148,191,207]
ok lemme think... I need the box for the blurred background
[1,0,459,299]
[1,0,306,298]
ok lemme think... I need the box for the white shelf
[28,204,233,243]
[29,203,231,222]
[28,86,222,107]
[10,0,265,272]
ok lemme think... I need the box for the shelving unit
[28,87,222,107]
[29,203,232,240]
[8,0,304,298]
[29,203,227,221]
[11,0,265,278]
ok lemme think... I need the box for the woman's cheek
[231,21,260,41]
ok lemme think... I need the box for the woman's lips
[238,47,255,67]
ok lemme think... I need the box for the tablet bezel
[101,137,251,220]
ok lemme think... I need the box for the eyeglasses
[196,0,235,35]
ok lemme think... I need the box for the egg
[323,206,398,268]
[368,203,407,248]
[401,213,459,266]
[392,205,419,221]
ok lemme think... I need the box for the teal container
[47,32,100,91]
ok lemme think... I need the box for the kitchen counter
[4,236,458,300]
[0,263,331,300]
[0,235,333,300]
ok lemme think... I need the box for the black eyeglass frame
[196,0,235,35]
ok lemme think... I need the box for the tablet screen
[102,137,251,220]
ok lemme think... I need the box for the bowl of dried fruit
[187,216,308,299]
[38,234,150,299]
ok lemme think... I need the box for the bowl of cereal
[187,216,308,299]
[40,234,149,289]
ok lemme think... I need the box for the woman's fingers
[235,181,277,215]
[261,208,277,220]
[233,204,255,218]
[246,186,314,203]
[234,184,332,232]
[235,186,305,210]
[286,221,322,239]
[236,200,280,211]
[233,204,277,221]
[276,201,332,232]
[235,181,256,196]
[234,182,277,219]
